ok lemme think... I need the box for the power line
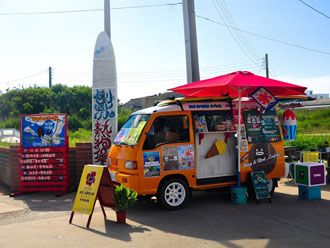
[297,0,330,20]
[211,0,260,64]
[0,3,182,16]
[196,14,330,56]
[1,69,48,84]
[215,0,261,60]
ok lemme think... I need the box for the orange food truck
[107,97,286,209]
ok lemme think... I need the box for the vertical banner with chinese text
[92,31,118,165]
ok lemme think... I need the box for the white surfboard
[92,31,118,165]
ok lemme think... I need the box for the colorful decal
[114,128,129,144]
[143,152,160,177]
[163,145,194,171]
[241,143,281,174]
[21,114,67,148]
[92,88,117,165]
[282,109,297,141]
[126,121,147,145]
[251,87,278,110]
[240,140,249,152]
[163,146,179,171]
[178,145,194,170]
[195,116,208,133]
[234,124,247,140]
[72,165,104,215]
[114,121,147,146]
[205,140,227,158]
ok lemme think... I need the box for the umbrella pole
[237,87,241,187]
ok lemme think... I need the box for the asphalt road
[0,179,330,248]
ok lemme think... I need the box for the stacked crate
[294,162,326,200]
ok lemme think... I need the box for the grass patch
[0,141,13,148]
[69,128,92,147]
[285,134,330,151]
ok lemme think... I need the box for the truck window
[114,114,150,146]
[143,115,190,150]
[193,111,232,132]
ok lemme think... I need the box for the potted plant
[114,184,137,224]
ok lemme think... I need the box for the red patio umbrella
[169,71,306,98]
[169,71,307,187]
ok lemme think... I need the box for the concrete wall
[0,143,93,192]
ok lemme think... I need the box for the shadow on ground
[2,181,330,247]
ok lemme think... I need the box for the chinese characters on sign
[92,88,117,165]
[251,87,277,110]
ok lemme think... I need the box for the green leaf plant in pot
[114,184,137,224]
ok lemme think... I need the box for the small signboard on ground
[69,164,115,228]
[250,171,271,203]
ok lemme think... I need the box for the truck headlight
[125,160,137,169]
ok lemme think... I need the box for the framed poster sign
[21,114,68,148]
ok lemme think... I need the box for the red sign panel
[18,114,69,193]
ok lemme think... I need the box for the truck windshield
[114,114,150,146]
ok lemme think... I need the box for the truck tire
[268,178,276,195]
[158,177,189,210]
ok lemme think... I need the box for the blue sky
[1,0,330,102]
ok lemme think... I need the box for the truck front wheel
[158,177,189,210]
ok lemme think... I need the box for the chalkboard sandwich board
[250,171,271,203]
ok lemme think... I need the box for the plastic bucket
[231,186,248,204]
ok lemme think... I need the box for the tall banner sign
[18,114,69,193]
[92,31,118,165]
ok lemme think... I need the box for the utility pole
[265,53,269,78]
[104,0,111,39]
[48,66,52,88]
[183,0,200,83]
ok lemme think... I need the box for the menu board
[244,110,281,143]
[250,171,271,201]
[19,114,69,193]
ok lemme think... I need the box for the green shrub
[114,184,137,212]
[118,108,133,130]
[285,134,330,151]
[0,117,20,130]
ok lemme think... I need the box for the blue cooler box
[298,185,321,200]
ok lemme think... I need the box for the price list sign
[18,114,69,193]
[244,110,281,143]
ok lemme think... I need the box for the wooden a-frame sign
[69,165,116,228]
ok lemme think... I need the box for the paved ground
[0,180,330,248]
